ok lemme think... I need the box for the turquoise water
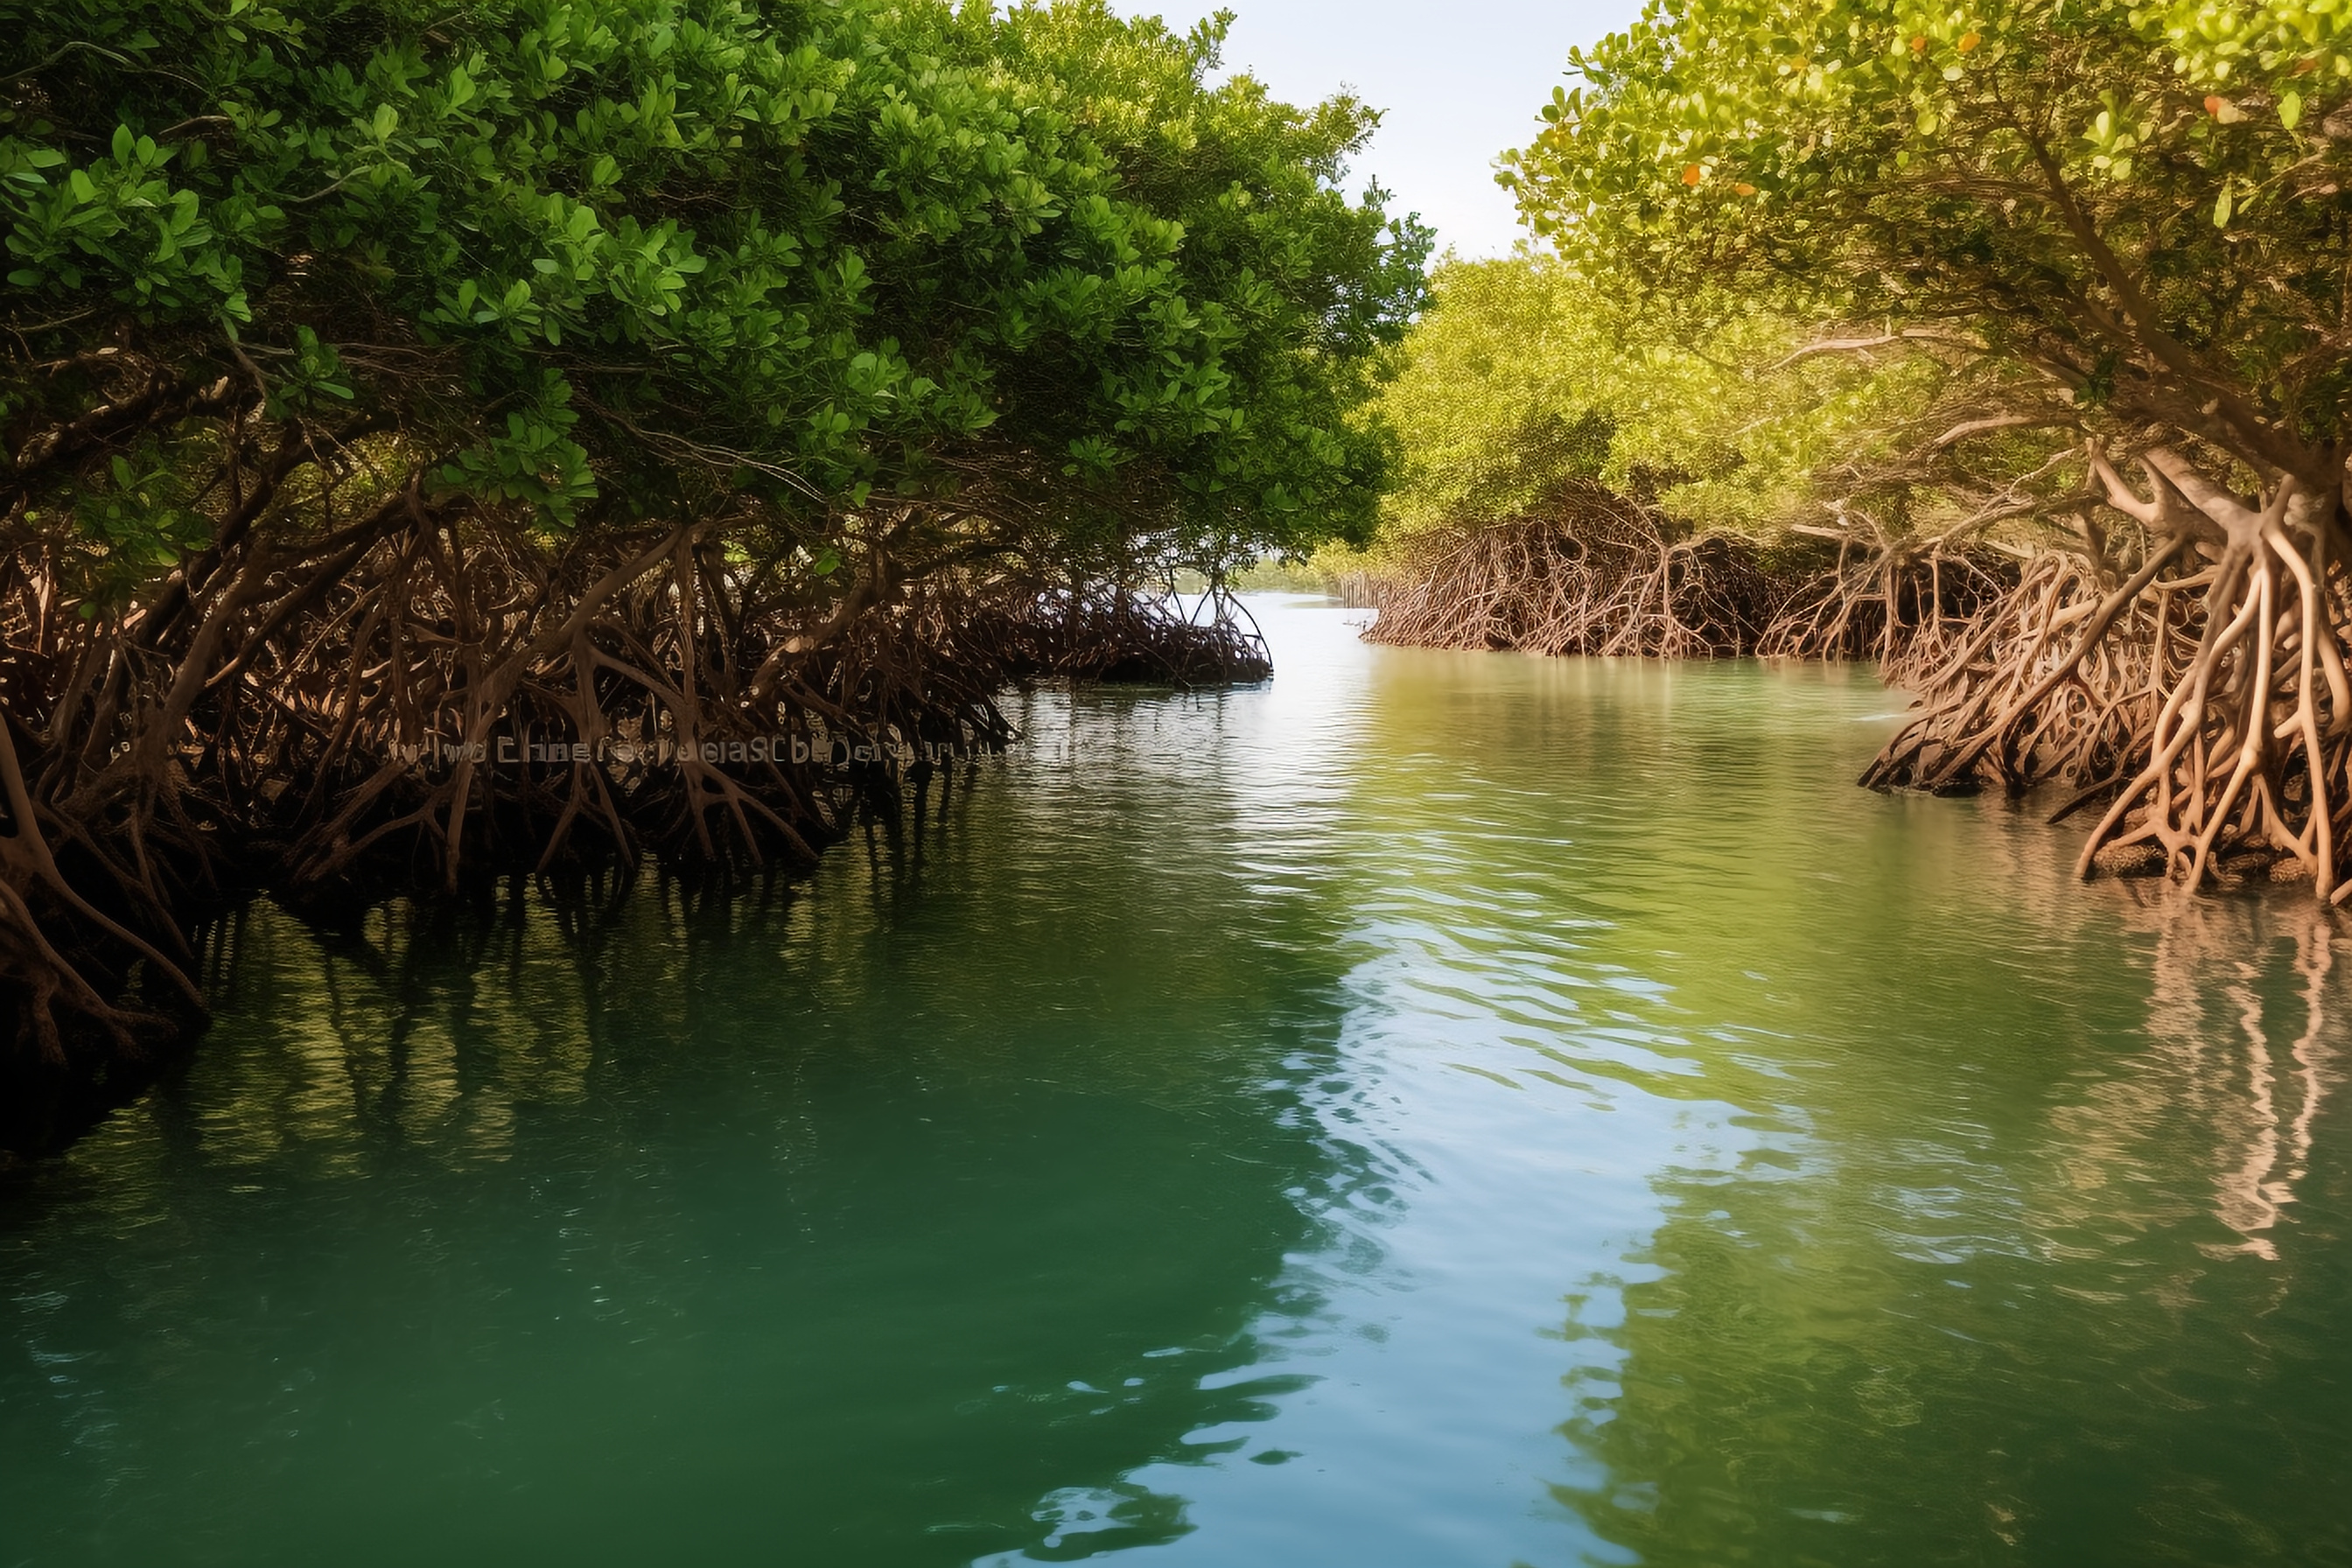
[3,598,2346,1566]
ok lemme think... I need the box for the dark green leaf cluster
[4,0,1428,570]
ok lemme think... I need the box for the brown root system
[1364,490,1790,657]
[1364,486,2012,664]
[1,461,1264,1093]
[1866,447,2352,900]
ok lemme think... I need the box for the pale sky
[1110,0,1650,259]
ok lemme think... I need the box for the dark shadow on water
[0,714,1375,1568]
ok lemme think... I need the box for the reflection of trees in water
[2140,901,2337,1259]
[1554,871,2352,1568]
[1319,655,2350,1564]
[0,732,1368,1568]
[172,875,767,1175]
[2012,886,2345,1284]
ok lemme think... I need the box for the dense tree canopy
[1373,255,1922,538]
[1500,0,2352,895]
[1500,0,2352,508]
[0,0,1429,1068]
[4,0,1426,563]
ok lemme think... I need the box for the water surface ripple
[3,599,2346,1567]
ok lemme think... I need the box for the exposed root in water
[1364,444,2352,902]
[1861,547,2172,797]
[1364,488,1789,657]
[1362,486,2012,668]
[0,399,1265,1091]
[1866,445,2352,899]
[983,582,1271,685]
[1757,514,2015,685]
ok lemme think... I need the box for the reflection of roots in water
[2138,898,2339,1260]
[1899,780,2344,1262]
[2215,916,2331,1258]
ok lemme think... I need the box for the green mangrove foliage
[0,0,1428,1074]
[1376,256,1911,538]
[1500,0,2352,897]
[1359,253,1984,660]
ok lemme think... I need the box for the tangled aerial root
[0,340,1292,1137]
[1365,489,1789,657]
[1757,517,2014,685]
[1862,549,2169,798]
[1368,451,2352,902]
[985,583,1271,685]
[1867,447,2352,900]
[1363,486,2012,665]
[0,488,1260,1087]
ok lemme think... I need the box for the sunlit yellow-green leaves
[1374,256,1928,544]
[1500,0,2352,490]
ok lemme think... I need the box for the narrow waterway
[4,598,2345,1567]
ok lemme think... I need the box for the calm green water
[4,598,2348,1567]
